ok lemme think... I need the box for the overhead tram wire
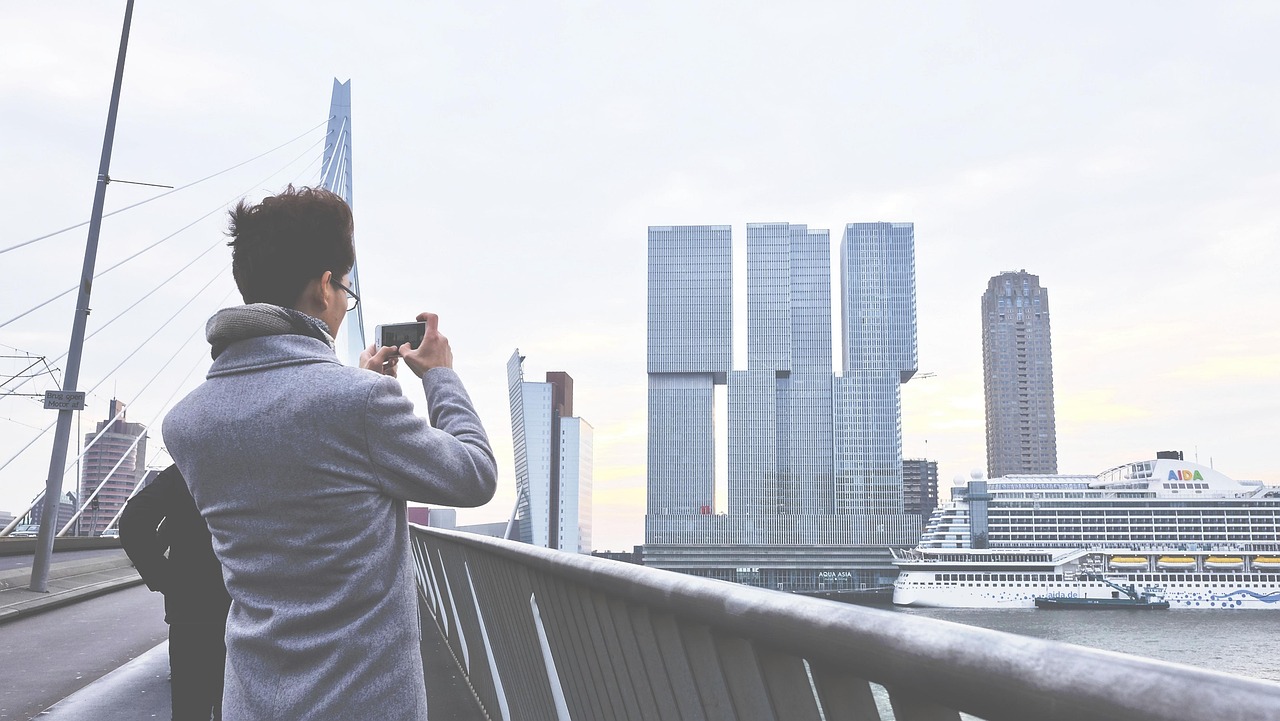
[0,415,46,431]
[0,141,328,513]
[0,135,327,332]
[0,246,229,398]
[0,242,224,398]
[0,119,330,257]
[0,308,221,537]
[0,275,231,480]
[1,260,230,401]
[2,137,329,400]
[62,335,215,535]
[93,343,217,535]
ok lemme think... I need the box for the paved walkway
[0,548,143,624]
[0,550,486,720]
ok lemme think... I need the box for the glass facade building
[647,226,732,520]
[981,270,1058,478]
[646,221,923,588]
[833,223,918,519]
[506,352,594,552]
[840,222,918,380]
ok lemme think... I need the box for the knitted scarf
[206,304,334,360]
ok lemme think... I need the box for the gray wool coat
[163,332,497,721]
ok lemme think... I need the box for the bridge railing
[410,526,1280,721]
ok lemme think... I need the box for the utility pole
[30,0,135,591]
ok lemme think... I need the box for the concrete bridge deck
[0,548,484,720]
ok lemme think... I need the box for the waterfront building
[645,222,922,592]
[836,223,917,517]
[647,226,732,521]
[506,352,593,553]
[902,458,940,517]
[981,270,1058,478]
[730,223,834,518]
[79,399,147,537]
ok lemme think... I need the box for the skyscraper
[506,352,594,552]
[835,222,918,515]
[981,270,1058,478]
[79,398,147,537]
[646,222,921,591]
[730,223,834,518]
[647,226,732,520]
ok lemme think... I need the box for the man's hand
[360,344,400,377]
[400,312,453,378]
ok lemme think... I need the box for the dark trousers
[169,621,227,721]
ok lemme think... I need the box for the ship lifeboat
[1156,556,1197,570]
[1108,556,1149,570]
[1204,556,1245,571]
[1252,557,1280,571]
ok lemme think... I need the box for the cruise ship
[892,452,1280,609]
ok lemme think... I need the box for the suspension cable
[0,241,220,396]
[0,133,327,530]
[1,261,228,399]
[0,279,228,482]
[0,135,324,332]
[0,289,228,537]
[0,119,329,256]
[74,343,213,536]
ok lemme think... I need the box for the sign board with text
[43,390,86,411]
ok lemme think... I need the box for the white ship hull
[895,570,1280,609]
[893,457,1280,610]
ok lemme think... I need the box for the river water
[893,606,1280,683]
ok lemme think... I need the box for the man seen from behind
[162,185,497,721]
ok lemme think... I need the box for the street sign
[43,390,86,411]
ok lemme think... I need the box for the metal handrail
[410,525,1280,721]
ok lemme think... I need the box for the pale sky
[3,2,1279,551]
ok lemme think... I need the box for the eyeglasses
[331,278,360,312]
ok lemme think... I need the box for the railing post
[754,649,824,721]
[809,664,883,721]
[409,526,1280,721]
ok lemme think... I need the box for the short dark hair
[226,185,355,307]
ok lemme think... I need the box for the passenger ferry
[892,453,1280,609]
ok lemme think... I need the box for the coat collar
[206,334,342,378]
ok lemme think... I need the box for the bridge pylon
[320,79,365,366]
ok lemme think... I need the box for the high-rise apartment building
[981,270,1057,478]
[902,458,940,517]
[79,398,147,537]
[646,222,921,592]
[506,352,593,552]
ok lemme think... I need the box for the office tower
[647,226,732,519]
[506,352,594,552]
[835,223,917,515]
[902,459,940,517]
[646,222,922,592]
[981,270,1058,478]
[730,223,833,518]
[558,415,593,553]
[79,399,147,536]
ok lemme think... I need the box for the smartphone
[375,322,427,351]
